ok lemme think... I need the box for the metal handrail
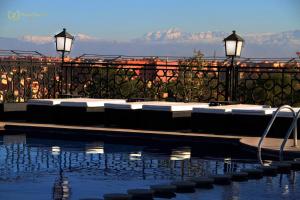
[257,105,296,165]
[279,109,299,161]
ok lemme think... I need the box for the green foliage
[240,67,300,106]
[174,50,213,102]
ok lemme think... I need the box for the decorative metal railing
[62,62,226,102]
[0,59,61,102]
[0,53,300,106]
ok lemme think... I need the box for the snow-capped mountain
[142,28,300,45]
[0,29,299,57]
[143,28,227,42]
[246,30,300,45]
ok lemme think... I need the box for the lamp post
[223,30,244,101]
[54,28,74,95]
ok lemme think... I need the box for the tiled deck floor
[240,137,300,153]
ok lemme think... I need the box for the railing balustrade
[0,55,300,106]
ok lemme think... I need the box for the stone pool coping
[1,121,300,158]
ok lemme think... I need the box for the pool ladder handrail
[279,109,299,161]
[257,105,297,165]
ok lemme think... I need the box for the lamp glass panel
[56,37,65,51]
[225,40,237,56]
[236,41,243,56]
[64,37,73,52]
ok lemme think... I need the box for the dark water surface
[0,133,299,200]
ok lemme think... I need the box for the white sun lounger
[142,102,209,112]
[26,98,89,122]
[231,108,274,116]
[139,102,210,130]
[191,104,270,133]
[55,98,127,125]
[59,98,126,107]
[104,101,173,110]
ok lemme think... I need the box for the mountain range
[0,28,299,58]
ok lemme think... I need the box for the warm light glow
[1,79,7,85]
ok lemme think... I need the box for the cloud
[21,35,53,44]
[75,33,98,41]
[20,33,99,44]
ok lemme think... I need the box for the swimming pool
[0,133,299,200]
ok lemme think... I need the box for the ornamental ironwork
[0,52,300,106]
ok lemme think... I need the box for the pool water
[0,133,299,200]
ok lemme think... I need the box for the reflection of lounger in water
[27,98,126,124]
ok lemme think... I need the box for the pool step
[189,177,214,188]
[284,160,300,170]
[127,189,154,200]
[170,181,196,193]
[103,193,131,200]
[257,165,278,176]
[211,174,232,185]
[150,185,176,198]
[241,169,264,179]
[102,162,300,199]
[230,172,249,182]
[271,162,292,173]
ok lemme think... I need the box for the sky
[0,0,299,40]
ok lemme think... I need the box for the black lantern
[224,30,244,57]
[54,28,74,53]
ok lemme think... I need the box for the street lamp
[223,30,244,101]
[54,28,74,96]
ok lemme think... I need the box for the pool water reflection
[0,134,299,200]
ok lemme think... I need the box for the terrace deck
[240,137,300,155]
[2,121,300,158]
